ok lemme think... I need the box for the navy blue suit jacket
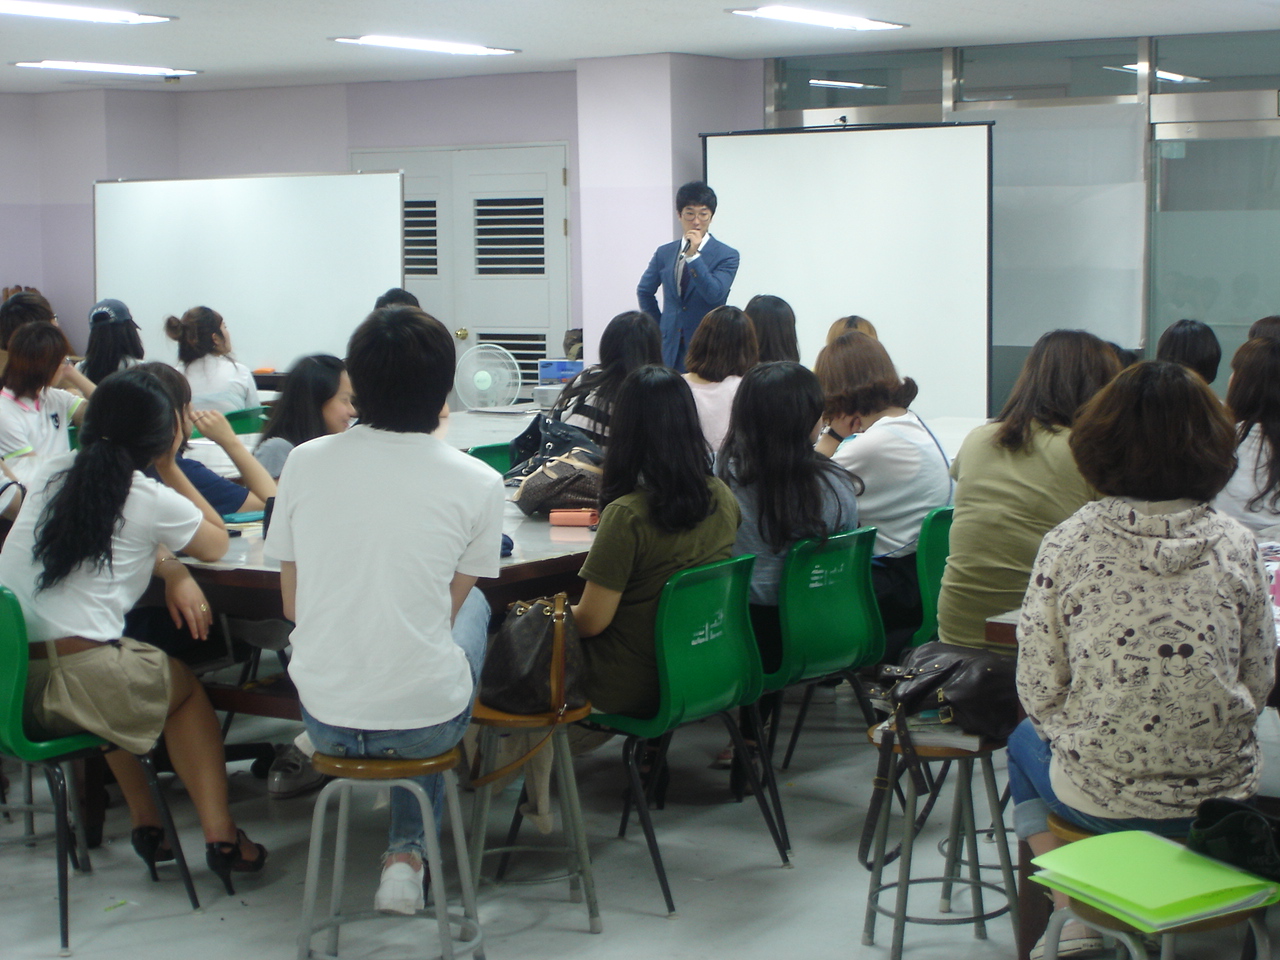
[637,235,740,370]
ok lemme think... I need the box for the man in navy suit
[637,181,740,371]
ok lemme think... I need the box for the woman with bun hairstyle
[164,306,259,413]
[0,368,266,893]
[254,355,354,478]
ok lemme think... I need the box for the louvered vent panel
[477,332,546,393]
[404,200,438,276]
[474,197,545,275]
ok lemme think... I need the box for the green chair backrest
[0,586,103,763]
[767,527,885,692]
[595,554,760,739]
[190,406,268,440]
[67,422,79,451]
[467,442,513,473]
[912,506,954,647]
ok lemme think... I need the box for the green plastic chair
[466,441,513,473]
[592,555,790,916]
[771,528,887,771]
[912,506,954,647]
[190,405,268,440]
[0,586,200,952]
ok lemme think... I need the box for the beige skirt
[24,637,172,755]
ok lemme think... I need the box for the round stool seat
[1070,897,1259,937]
[864,726,1006,758]
[311,746,460,780]
[471,701,592,728]
[1045,812,1096,844]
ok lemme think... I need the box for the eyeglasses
[680,207,713,222]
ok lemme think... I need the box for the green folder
[1031,830,1280,933]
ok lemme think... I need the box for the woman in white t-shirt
[0,368,266,893]
[814,331,952,659]
[682,305,758,454]
[164,306,260,413]
[1215,336,1280,536]
[0,321,96,478]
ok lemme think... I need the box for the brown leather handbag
[479,592,587,717]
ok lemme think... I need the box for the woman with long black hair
[1216,337,1280,535]
[254,354,354,477]
[549,311,661,448]
[78,298,145,384]
[0,368,266,893]
[572,364,741,717]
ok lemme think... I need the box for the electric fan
[454,343,524,410]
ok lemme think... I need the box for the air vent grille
[475,197,545,275]
[404,199,438,276]
[477,332,546,394]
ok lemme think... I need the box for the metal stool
[297,746,484,960]
[863,736,1019,960]
[467,702,601,933]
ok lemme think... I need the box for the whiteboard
[95,172,403,372]
[705,125,991,421]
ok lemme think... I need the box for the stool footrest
[869,876,1012,926]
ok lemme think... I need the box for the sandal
[709,744,735,770]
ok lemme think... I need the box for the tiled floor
[0,687,1266,960]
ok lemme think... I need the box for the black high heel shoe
[131,826,175,881]
[205,829,267,895]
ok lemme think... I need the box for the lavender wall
[0,94,44,300]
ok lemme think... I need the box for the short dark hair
[346,306,453,433]
[675,181,717,214]
[1070,360,1236,502]
[993,329,1121,451]
[3,321,71,397]
[374,287,420,309]
[744,295,800,364]
[1156,318,1221,384]
[684,306,758,382]
[0,291,55,349]
[260,354,346,447]
[1248,315,1280,342]
[814,331,917,418]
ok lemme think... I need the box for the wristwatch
[822,425,846,443]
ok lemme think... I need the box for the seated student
[79,298,145,383]
[826,315,877,344]
[267,306,503,915]
[1011,360,1275,959]
[165,306,260,413]
[139,362,277,515]
[254,355,354,478]
[1156,317,1221,385]
[0,322,96,480]
[1215,337,1280,535]
[0,290,56,374]
[0,369,266,893]
[549,310,662,448]
[937,330,1119,651]
[744,295,800,364]
[814,331,951,659]
[573,365,741,718]
[682,305,758,454]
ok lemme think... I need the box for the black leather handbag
[879,641,1019,741]
[1187,798,1280,882]
[506,416,603,482]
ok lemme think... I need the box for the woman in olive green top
[937,330,1120,650]
[574,365,740,717]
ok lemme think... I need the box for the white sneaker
[374,859,424,915]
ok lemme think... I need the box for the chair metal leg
[549,741,581,903]
[63,761,91,874]
[938,767,964,912]
[844,670,881,727]
[957,759,987,940]
[744,702,790,854]
[298,778,337,960]
[23,761,36,837]
[980,753,1020,937]
[405,780,455,960]
[443,769,486,960]
[137,754,199,910]
[621,736,676,916]
[763,690,785,766]
[1247,913,1271,960]
[721,712,790,867]
[468,728,495,884]
[326,785,350,958]
[863,750,898,946]
[494,784,526,882]
[781,683,816,770]
[43,764,72,956]
[889,762,920,960]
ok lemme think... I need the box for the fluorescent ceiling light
[809,78,886,90]
[334,35,517,56]
[15,59,195,76]
[730,5,904,31]
[0,1,169,24]
[1102,64,1208,84]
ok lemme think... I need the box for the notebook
[1031,830,1280,932]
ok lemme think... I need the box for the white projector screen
[705,124,991,421]
[95,171,403,373]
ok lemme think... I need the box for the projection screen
[705,124,991,421]
[95,171,403,372]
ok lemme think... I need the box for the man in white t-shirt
[266,306,504,915]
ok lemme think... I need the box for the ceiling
[1,0,1278,94]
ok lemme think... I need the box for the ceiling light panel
[15,60,196,76]
[0,1,169,24]
[334,35,517,57]
[730,6,904,31]
[1102,64,1209,84]
[809,78,887,89]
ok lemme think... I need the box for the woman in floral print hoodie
[1008,361,1276,959]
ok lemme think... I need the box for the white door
[351,144,569,396]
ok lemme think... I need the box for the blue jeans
[302,587,491,858]
[1006,717,1196,841]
